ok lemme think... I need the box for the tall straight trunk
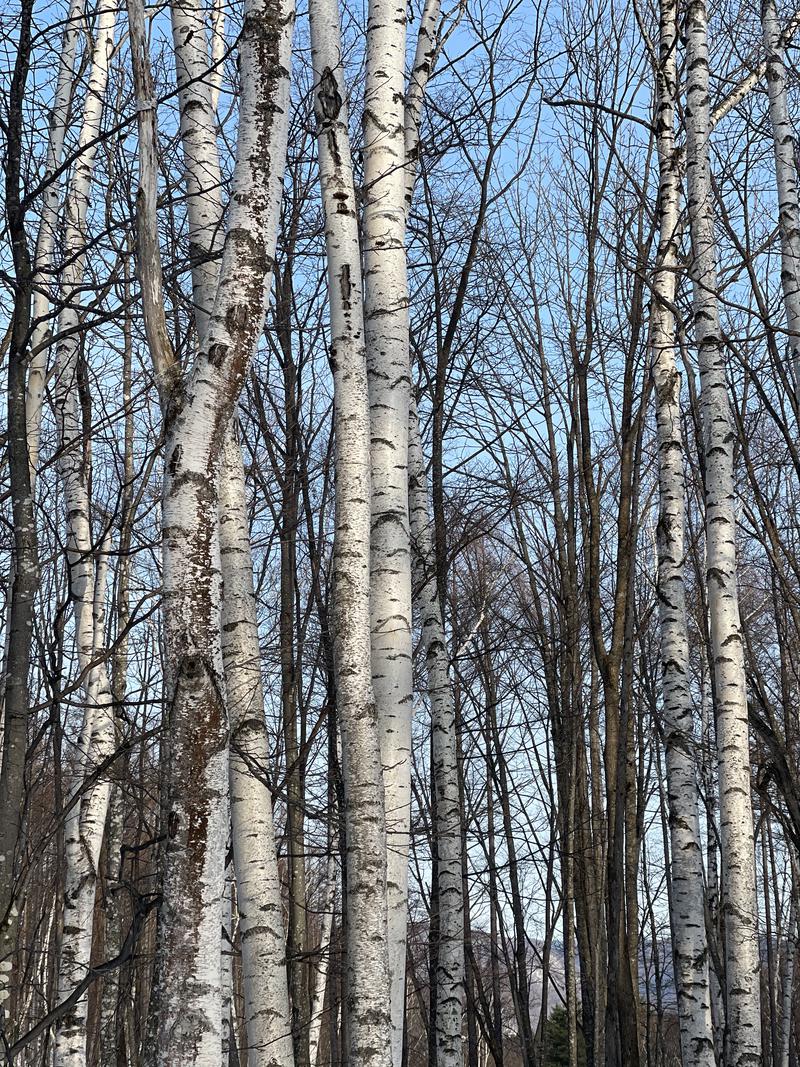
[308,1,392,1062]
[0,0,36,1021]
[455,666,479,1067]
[649,0,716,1061]
[403,0,442,211]
[308,851,337,1067]
[99,257,135,1067]
[169,0,225,332]
[143,0,294,1056]
[563,745,578,1067]
[25,0,84,481]
[485,755,503,1067]
[362,0,413,1054]
[684,1,762,1061]
[209,0,225,114]
[149,3,296,1061]
[761,0,800,396]
[700,664,726,1060]
[49,8,119,1063]
[218,436,296,1067]
[401,8,466,1060]
[408,398,464,1067]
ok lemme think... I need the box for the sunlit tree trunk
[762,0,800,397]
[308,851,337,1067]
[218,434,296,1067]
[362,0,412,1056]
[308,1,393,1059]
[143,0,293,1056]
[143,2,296,1060]
[49,7,118,1063]
[684,2,762,1061]
[401,10,466,1060]
[649,1,716,1062]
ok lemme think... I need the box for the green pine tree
[542,1007,587,1067]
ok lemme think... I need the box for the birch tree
[648,0,715,1059]
[44,6,119,1061]
[126,0,296,1058]
[684,0,762,1060]
[362,0,414,1054]
[402,7,469,1059]
[1,0,84,1015]
[308,0,393,1060]
[143,0,294,1055]
[761,0,800,398]
[408,397,465,1067]
[24,0,84,482]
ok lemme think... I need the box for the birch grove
[6,0,800,1064]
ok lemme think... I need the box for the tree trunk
[24,0,84,482]
[650,0,716,1061]
[144,0,294,1056]
[761,0,800,397]
[218,435,296,1067]
[408,397,465,1067]
[50,8,118,1061]
[684,1,762,1061]
[308,1,393,1062]
[362,0,413,1054]
[0,0,36,1022]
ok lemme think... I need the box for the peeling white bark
[147,0,294,1058]
[650,1,715,1061]
[684,2,762,1062]
[308,1,393,1062]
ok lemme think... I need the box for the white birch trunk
[402,11,467,1060]
[408,398,464,1067]
[404,0,441,212]
[169,0,225,332]
[363,0,413,1056]
[218,434,296,1067]
[762,0,800,396]
[307,851,336,1067]
[49,8,118,1063]
[650,2,716,1063]
[146,0,294,1058]
[160,2,296,1060]
[308,4,393,1060]
[684,2,762,1062]
[209,0,225,115]
[25,0,84,484]
[221,856,235,1062]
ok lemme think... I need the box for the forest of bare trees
[2,0,800,1063]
